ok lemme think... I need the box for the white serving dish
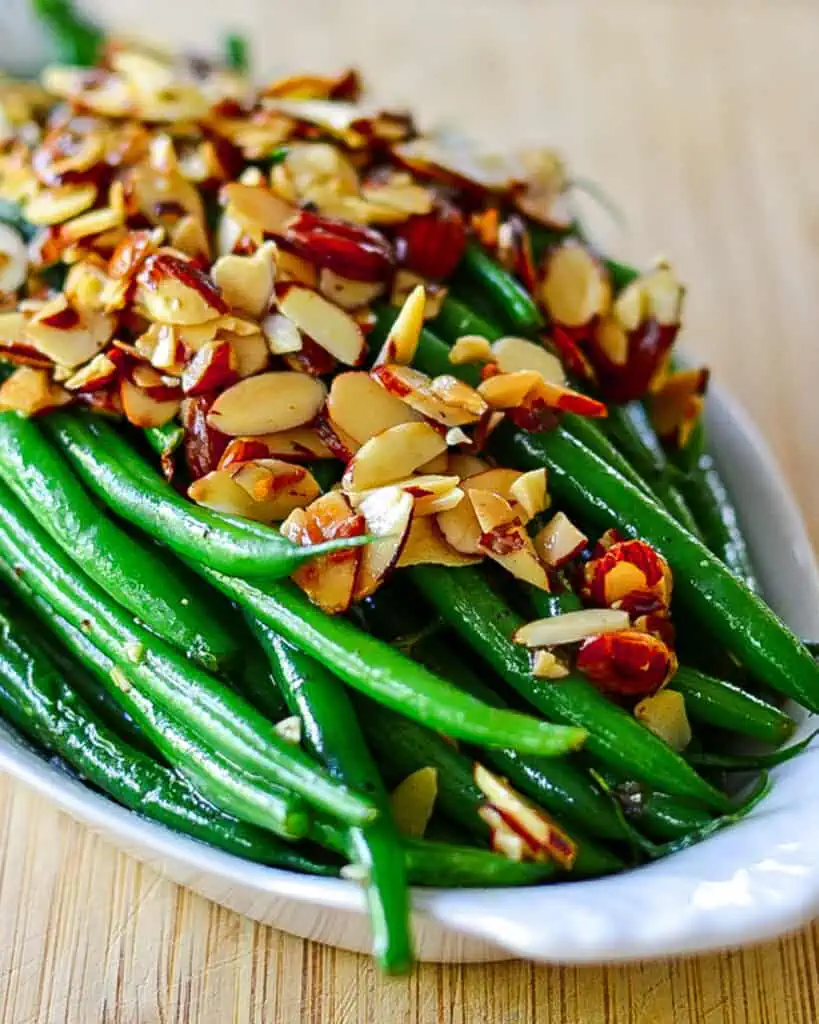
[1,384,817,964]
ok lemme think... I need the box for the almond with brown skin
[327,371,421,445]
[206,371,327,436]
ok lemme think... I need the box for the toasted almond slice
[170,214,210,262]
[220,182,296,238]
[509,469,549,520]
[436,497,483,556]
[25,296,115,369]
[318,269,383,311]
[447,452,490,477]
[136,253,225,326]
[397,516,482,568]
[534,512,588,568]
[389,767,438,839]
[181,339,238,396]
[349,474,461,517]
[262,312,303,355]
[0,224,28,295]
[469,488,550,590]
[373,284,426,366]
[207,371,327,437]
[120,378,180,428]
[419,451,451,474]
[211,241,277,319]
[276,283,365,365]
[438,465,526,556]
[342,421,447,491]
[639,261,685,327]
[315,416,361,462]
[474,764,576,868]
[220,428,333,468]
[477,370,541,409]
[449,335,494,365]
[354,486,414,600]
[276,248,319,288]
[462,468,528,518]
[513,609,630,648]
[635,690,691,751]
[64,351,120,392]
[289,492,365,614]
[532,649,570,680]
[480,805,538,863]
[372,364,487,427]
[0,312,29,346]
[0,366,71,416]
[189,461,319,523]
[491,336,566,384]
[327,371,421,445]
[539,241,612,329]
[25,183,97,226]
[228,330,270,378]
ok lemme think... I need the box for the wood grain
[3,0,819,1020]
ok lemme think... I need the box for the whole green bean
[456,242,544,334]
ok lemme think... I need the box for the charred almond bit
[373,284,426,366]
[532,649,570,680]
[508,469,549,520]
[0,224,28,295]
[207,372,327,437]
[262,312,302,355]
[25,296,115,369]
[478,370,542,410]
[635,689,691,751]
[469,489,550,590]
[211,241,277,319]
[275,283,365,366]
[120,378,180,428]
[389,767,438,839]
[449,334,494,366]
[474,764,576,868]
[539,240,611,330]
[372,364,487,427]
[318,269,383,311]
[577,629,677,698]
[397,516,482,568]
[220,428,333,468]
[491,336,566,384]
[181,340,238,397]
[534,512,588,569]
[24,183,97,226]
[0,367,71,416]
[342,421,447,491]
[513,609,630,648]
[354,486,414,600]
[289,493,365,614]
[228,330,269,378]
[64,351,120,392]
[327,371,421,445]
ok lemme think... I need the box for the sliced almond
[25,296,115,369]
[0,224,28,295]
[513,609,630,648]
[211,241,277,319]
[120,378,180,428]
[190,460,319,523]
[478,370,542,410]
[373,284,426,365]
[228,330,270,378]
[539,241,611,329]
[389,767,438,839]
[469,489,550,591]
[206,371,327,436]
[508,469,549,520]
[275,283,365,365]
[534,512,588,569]
[315,416,361,462]
[348,474,462,517]
[480,805,538,863]
[136,253,226,326]
[181,339,238,396]
[436,496,484,556]
[353,486,414,600]
[447,452,490,477]
[220,182,296,240]
[262,312,303,355]
[276,248,319,288]
[327,371,421,445]
[342,421,447,491]
[220,427,333,468]
[372,364,487,427]
[0,366,71,416]
[25,183,97,226]
[397,516,482,568]
[419,451,451,474]
[170,214,210,262]
[318,269,383,311]
[635,689,691,751]
[491,336,566,384]
[449,335,494,365]
[64,351,120,392]
[287,492,365,614]
[532,649,570,680]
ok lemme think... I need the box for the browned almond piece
[617,261,684,328]
[64,351,120,392]
[315,417,361,462]
[508,469,549,519]
[228,330,270,378]
[136,253,226,326]
[348,474,462,517]
[276,249,319,288]
[342,421,447,491]
[469,489,550,590]
[396,516,482,568]
[372,364,487,427]
[531,649,570,680]
[389,767,438,840]
[473,764,576,868]
[477,370,541,410]
[462,467,529,519]
[438,465,526,556]
[634,690,691,752]
[120,378,181,428]
[181,339,238,396]
[0,367,71,416]
[220,428,333,468]
[262,312,303,355]
[0,225,28,295]
[25,183,97,226]
[373,284,426,366]
[436,498,483,556]
[491,337,566,384]
[221,182,296,238]
[449,335,494,365]
[418,451,450,474]
[289,492,365,614]
[479,805,537,863]
[319,269,383,311]
[148,326,186,375]
[211,242,277,319]
[170,215,210,262]
[25,297,115,369]
[276,283,365,365]
[353,486,414,600]
[0,312,29,345]
[447,452,490,477]
[533,512,588,568]
[327,371,421,445]
[189,461,319,523]
[206,371,327,437]
[512,609,630,648]
[539,241,611,329]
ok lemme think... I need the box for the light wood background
[2,1,819,1020]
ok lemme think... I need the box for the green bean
[686,731,816,771]
[0,411,236,671]
[32,0,103,66]
[456,242,544,334]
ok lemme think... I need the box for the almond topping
[513,609,631,648]
[342,421,447,491]
[534,512,588,568]
[327,371,421,445]
[448,335,494,365]
[373,284,426,365]
[275,283,365,366]
[206,371,327,437]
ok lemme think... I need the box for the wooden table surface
[3,1,819,1020]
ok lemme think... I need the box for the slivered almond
[262,312,303,354]
[509,469,549,519]
[478,370,542,409]
[534,512,588,568]
[513,609,631,648]
[0,366,71,416]
[136,253,226,326]
[469,489,550,590]
[389,767,438,839]
[635,690,692,751]
[276,282,365,365]
[120,378,180,428]
[480,805,537,863]
[373,284,426,365]
[207,371,326,436]
[342,421,447,491]
[532,650,570,680]
[327,371,421,445]
[348,475,462,517]
[354,486,414,599]
[315,416,361,462]
[491,336,566,384]
[318,269,383,310]
[397,516,482,568]
[220,182,296,239]
[372,364,487,427]
[449,335,494,365]
[64,351,120,392]
[211,241,277,319]
[539,241,611,330]
[181,339,238,396]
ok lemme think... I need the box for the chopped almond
[372,363,487,428]
[508,469,549,519]
[286,492,365,614]
[532,649,570,680]
[534,512,588,568]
